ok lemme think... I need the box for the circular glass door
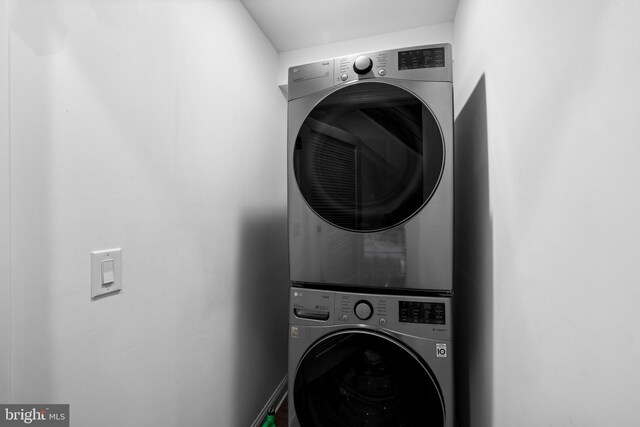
[294,330,445,427]
[293,82,444,232]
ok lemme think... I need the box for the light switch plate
[91,248,122,300]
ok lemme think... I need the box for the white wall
[0,0,10,404]
[277,22,453,85]
[453,0,640,425]
[9,0,288,425]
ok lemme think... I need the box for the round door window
[294,331,445,427]
[293,82,444,232]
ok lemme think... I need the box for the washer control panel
[354,300,373,320]
[337,293,389,326]
[399,301,446,324]
[291,288,451,339]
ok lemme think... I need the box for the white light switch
[91,248,122,299]
[101,260,115,286]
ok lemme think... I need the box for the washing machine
[288,44,453,293]
[288,287,454,427]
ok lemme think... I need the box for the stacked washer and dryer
[286,44,454,427]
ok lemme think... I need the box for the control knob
[354,300,373,320]
[353,55,373,74]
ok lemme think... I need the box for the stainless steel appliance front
[288,44,453,293]
[288,287,455,426]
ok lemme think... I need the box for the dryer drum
[293,331,445,427]
[293,82,445,233]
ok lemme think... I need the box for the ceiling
[240,0,460,52]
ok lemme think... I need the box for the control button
[354,301,373,320]
[341,314,349,322]
[341,74,348,81]
[353,56,373,74]
[378,69,386,76]
[379,318,387,326]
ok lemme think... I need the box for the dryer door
[293,82,444,232]
[293,330,445,427]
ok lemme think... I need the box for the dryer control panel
[287,43,452,100]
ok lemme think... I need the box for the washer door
[293,82,444,232]
[293,330,445,427]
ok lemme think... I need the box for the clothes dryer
[288,287,454,426]
[288,44,453,293]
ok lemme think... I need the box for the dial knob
[354,300,373,320]
[353,55,373,74]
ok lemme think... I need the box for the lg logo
[436,343,447,358]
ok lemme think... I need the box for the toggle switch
[91,248,122,299]
[101,260,115,286]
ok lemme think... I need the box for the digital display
[398,47,445,70]
[399,301,445,324]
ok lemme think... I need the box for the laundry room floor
[275,396,288,425]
